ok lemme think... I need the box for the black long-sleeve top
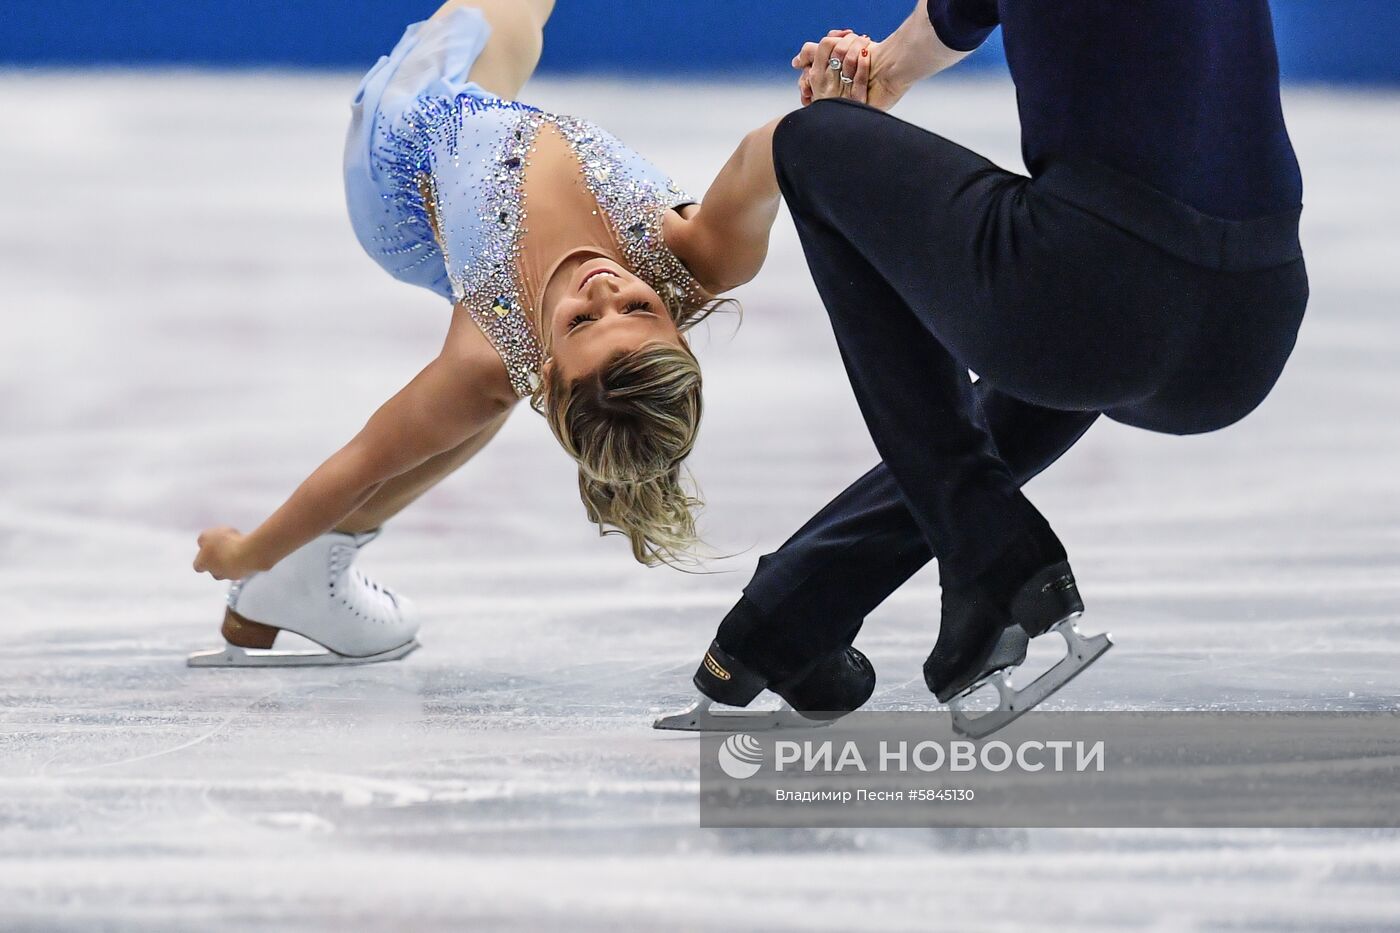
[927,0,1303,220]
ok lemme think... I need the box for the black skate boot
[924,498,1111,738]
[653,639,875,732]
[924,566,1080,703]
[923,496,1084,703]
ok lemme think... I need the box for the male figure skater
[658,0,1308,735]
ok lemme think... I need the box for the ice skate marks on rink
[1,73,1399,930]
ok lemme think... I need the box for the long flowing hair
[535,289,737,566]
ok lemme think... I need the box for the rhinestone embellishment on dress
[375,94,702,399]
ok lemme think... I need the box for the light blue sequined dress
[343,9,702,398]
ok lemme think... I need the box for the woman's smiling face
[545,256,683,383]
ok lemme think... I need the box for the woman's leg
[334,409,511,534]
[428,0,556,100]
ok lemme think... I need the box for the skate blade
[949,618,1113,739]
[652,697,834,733]
[186,638,420,668]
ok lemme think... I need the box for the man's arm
[925,0,1001,54]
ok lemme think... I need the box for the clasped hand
[793,29,907,111]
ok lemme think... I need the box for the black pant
[719,99,1309,682]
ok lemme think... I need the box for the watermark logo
[700,712,1400,828]
[717,733,764,779]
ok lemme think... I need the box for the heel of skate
[221,608,279,649]
[691,640,767,707]
[656,641,870,732]
[1010,560,1084,637]
[947,618,1113,739]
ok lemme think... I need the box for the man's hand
[794,29,915,111]
[796,30,881,108]
[793,5,974,111]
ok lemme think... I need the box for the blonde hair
[537,293,734,566]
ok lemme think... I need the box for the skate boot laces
[328,542,406,628]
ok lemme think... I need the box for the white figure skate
[187,529,421,668]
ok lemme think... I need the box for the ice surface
[1,72,1399,930]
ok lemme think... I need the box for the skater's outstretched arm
[193,329,515,581]
[665,119,784,295]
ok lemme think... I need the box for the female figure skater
[189,0,784,665]
[661,0,1309,736]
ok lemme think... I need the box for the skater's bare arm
[665,119,783,294]
[194,340,514,580]
[671,10,949,293]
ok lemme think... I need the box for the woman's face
[546,257,682,383]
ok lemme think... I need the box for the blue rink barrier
[3,0,1398,84]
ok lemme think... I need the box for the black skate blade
[949,619,1113,739]
[186,638,420,668]
[652,697,834,733]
